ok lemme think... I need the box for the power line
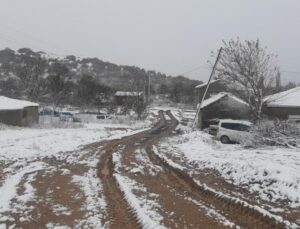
[177,65,211,77]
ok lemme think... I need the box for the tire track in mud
[96,111,170,229]
[97,110,289,229]
[97,139,143,229]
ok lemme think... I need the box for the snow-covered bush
[251,120,300,148]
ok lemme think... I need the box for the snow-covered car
[209,119,252,144]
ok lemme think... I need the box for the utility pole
[192,47,223,129]
[148,71,151,105]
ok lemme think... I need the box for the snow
[114,174,166,229]
[115,91,143,96]
[199,93,227,109]
[0,161,45,213]
[112,150,166,228]
[195,79,220,89]
[72,170,106,229]
[159,131,300,208]
[155,140,298,228]
[149,106,182,121]
[0,96,38,110]
[0,123,142,160]
[218,119,252,125]
[0,120,151,226]
[185,196,236,228]
[199,92,248,109]
[265,86,300,107]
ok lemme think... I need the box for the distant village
[1,78,299,130]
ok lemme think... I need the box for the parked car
[209,119,252,144]
[96,112,109,120]
[59,112,74,122]
[39,109,59,117]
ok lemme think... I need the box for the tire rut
[97,110,289,228]
[97,139,143,229]
[144,112,287,228]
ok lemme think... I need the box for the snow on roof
[0,96,39,110]
[115,91,143,96]
[200,93,227,109]
[199,92,248,109]
[264,87,300,108]
[195,79,220,89]
[219,119,252,125]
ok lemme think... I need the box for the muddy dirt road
[97,111,289,229]
[0,110,296,228]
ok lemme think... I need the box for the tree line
[0,48,201,108]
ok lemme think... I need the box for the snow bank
[159,131,300,208]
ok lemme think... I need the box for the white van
[209,119,252,144]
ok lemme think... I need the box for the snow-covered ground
[113,149,166,229]
[158,130,300,208]
[149,106,182,120]
[0,120,150,161]
[0,118,151,228]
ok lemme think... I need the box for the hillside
[0,48,202,107]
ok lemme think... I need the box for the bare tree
[211,38,279,119]
[127,75,146,119]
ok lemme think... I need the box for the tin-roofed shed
[0,96,39,126]
[197,92,250,129]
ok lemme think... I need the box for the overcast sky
[0,0,299,83]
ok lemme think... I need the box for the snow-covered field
[158,130,300,209]
[0,118,150,161]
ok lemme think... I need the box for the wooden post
[192,47,223,129]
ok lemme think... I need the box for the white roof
[199,92,248,109]
[0,96,39,110]
[195,79,220,89]
[219,119,252,126]
[264,87,300,108]
[115,91,143,96]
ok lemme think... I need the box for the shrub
[251,120,300,148]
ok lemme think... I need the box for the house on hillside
[263,87,300,120]
[0,96,39,126]
[197,92,250,129]
[114,91,144,107]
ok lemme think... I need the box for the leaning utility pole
[192,47,223,129]
[148,71,151,105]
